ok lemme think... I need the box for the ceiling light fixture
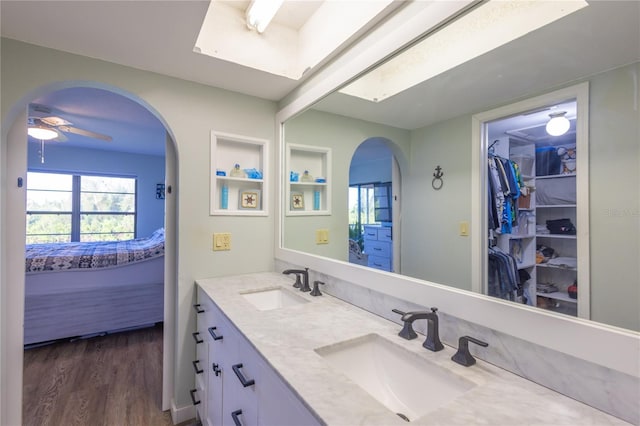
[545,111,570,136]
[246,0,283,34]
[27,125,58,141]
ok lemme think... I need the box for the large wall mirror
[282,0,639,332]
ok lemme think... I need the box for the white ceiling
[0,0,398,156]
[1,0,306,101]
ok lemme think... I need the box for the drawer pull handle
[192,360,203,374]
[232,363,255,387]
[373,247,382,251]
[212,362,222,376]
[189,388,201,405]
[208,326,223,340]
[192,332,203,344]
[193,304,205,314]
[231,409,243,426]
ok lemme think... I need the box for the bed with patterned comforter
[24,229,165,345]
[26,227,164,273]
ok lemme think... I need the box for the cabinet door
[258,365,321,426]
[222,336,258,426]
[207,304,235,426]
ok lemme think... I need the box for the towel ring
[432,165,444,190]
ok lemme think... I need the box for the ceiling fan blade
[53,129,68,142]
[58,125,112,142]
[40,116,72,127]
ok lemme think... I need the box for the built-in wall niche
[210,131,268,216]
[286,143,331,216]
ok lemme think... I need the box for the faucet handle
[310,280,325,296]
[291,274,302,288]
[451,336,488,367]
[392,309,418,340]
[430,307,438,313]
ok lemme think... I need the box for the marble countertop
[196,272,628,425]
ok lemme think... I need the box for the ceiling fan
[28,104,113,142]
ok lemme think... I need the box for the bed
[24,228,165,345]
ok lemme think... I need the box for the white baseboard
[171,398,196,425]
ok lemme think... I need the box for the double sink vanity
[193,272,627,425]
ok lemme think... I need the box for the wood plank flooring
[23,323,192,426]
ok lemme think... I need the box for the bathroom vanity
[194,272,627,425]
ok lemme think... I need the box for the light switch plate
[316,229,329,244]
[459,221,469,236]
[213,233,231,251]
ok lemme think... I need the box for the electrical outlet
[213,233,231,251]
[316,229,329,244]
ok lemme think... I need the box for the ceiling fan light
[28,126,58,140]
[546,112,570,136]
[246,0,283,33]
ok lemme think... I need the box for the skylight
[340,0,589,102]
[194,0,397,80]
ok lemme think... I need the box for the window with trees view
[26,172,137,244]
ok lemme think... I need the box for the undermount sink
[241,287,308,311]
[315,334,475,422]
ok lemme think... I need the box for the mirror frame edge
[274,2,639,377]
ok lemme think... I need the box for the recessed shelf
[285,143,331,216]
[210,131,269,216]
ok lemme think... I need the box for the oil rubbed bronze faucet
[392,307,444,352]
[282,268,311,292]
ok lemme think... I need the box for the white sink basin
[241,287,308,311]
[315,334,475,422]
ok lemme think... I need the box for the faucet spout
[282,268,310,292]
[392,307,444,351]
[422,308,444,352]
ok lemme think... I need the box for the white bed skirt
[24,256,164,345]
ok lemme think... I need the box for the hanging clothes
[488,155,522,234]
[487,246,521,301]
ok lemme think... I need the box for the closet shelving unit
[210,131,268,216]
[493,137,580,318]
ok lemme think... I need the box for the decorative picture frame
[239,189,261,210]
[290,192,305,210]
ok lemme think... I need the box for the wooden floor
[23,324,190,426]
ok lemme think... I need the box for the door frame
[470,82,590,319]
[1,83,178,424]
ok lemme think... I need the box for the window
[348,182,392,249]
[26,172,137,243]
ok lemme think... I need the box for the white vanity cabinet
[363,225,393,272]
[195,285,321,426]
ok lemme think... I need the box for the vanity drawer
[377,227,392,241]
[365,240,391,257]
[363,227,379,241]
[368,255,391,271]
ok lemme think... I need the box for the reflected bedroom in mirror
[282,0,639,332]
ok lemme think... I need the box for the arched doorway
[348,137,401,273]
[2,81,178,423]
